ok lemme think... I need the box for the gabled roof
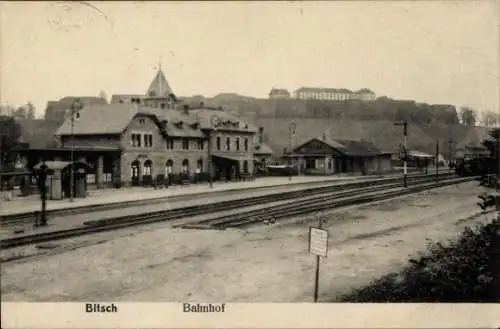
[254,143,274,155]
[55,103,207,138]
[56,103,140,135]
[269,88,290,95]
[295,87,353,94]
[146,69,174,98]
[189,108,258,133]
[294,137,386,157]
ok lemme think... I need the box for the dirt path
[1,182,490,302]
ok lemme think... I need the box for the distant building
[352,88,376,101]
[293,87,376,101]
[44,96,108,123]
[268,88,291,99]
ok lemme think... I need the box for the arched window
[197,159,203,172]
[244,138,249,151]
[143,160,152,176]
[131,160,140,178]
[243,160,249,173]
[182,159,189,174]
[216,137,221,150]
[165,159,173,174]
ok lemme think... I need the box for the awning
[213,155,256,162]
[33,160,91,171]
[408,150,434,159]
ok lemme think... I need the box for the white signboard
[309,227,328,257]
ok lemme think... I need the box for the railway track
[0,172,448,226]
[0,173,470,250]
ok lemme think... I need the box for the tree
[13,106,27,119]
[0,116,22,172]
[26,101,35,120]
[480,110,498,127]
[99,90,108,102]
[460,107,477,127]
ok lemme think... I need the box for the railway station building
[16,68,274,189]
[284,136,393,175]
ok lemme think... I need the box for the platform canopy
[33,160,91,171]
[407,150,434,159]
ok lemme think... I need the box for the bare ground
[0,181,490,302]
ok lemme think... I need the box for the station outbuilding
[284,136,393,175]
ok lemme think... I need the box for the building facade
[293,87,376,101]
[268,88,291,99]
[285,136,393,175]
[52,69,264,187]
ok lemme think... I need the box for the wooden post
[313,219,322,303]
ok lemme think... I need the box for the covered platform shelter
[406,150,435,172]
[33,160,91,200]
[211,154,255,181]
[15,146,122,190]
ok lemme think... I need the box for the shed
[33,161,90,200]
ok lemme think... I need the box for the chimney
[132,99,139,112]
[322,131,328,141]
[183,104,190,115]
[258,127,264,144]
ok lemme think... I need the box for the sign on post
[309,227,328,258]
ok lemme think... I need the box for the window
[197,159,203,173]
[236,138,240,151]
[143,134,153,148]
[306,158,316,169]
[244,138,248,152]
[243,160,249,173]
[182,139,189,150]
[226,137,231,151]
[139,118,145,125]
[143,160,152,176]
[160,103,166,109]
[166,139,174,150]
[197,140,204,150]
[216,137,221,150]
[182,159,189,174]
[165,159,173,174]
[131,133,141,147]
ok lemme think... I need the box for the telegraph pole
[435,141,439,183]
[69,99,83,202]
[394,120,408,188]
[448,140,453,173]
[208,114,220,188]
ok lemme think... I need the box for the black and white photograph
[0,0,499,310]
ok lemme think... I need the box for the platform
[0,171,432,218]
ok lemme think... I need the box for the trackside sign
[309,227,328,258]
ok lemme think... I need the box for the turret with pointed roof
[146,67,174,98]
[143,66,177,109]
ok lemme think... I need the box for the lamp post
[289,121,297,178]
[394,120,408,188]
[448,140,454,173]
[69,99,83,202]
[38,161,48,226]
[207,114,220,188]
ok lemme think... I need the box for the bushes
[338,217,500,302]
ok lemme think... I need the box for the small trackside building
[284,136,393,175]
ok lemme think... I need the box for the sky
[1,1,499,117]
